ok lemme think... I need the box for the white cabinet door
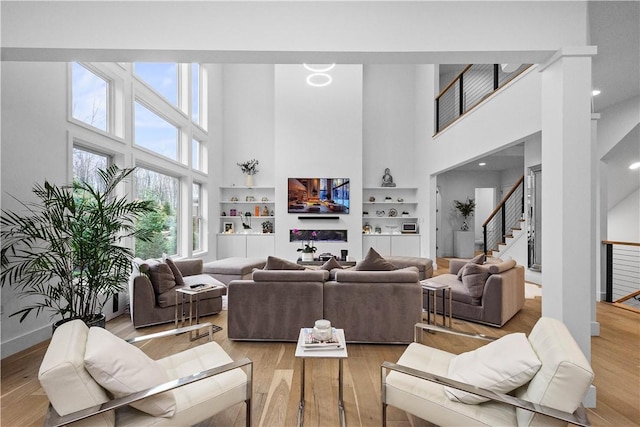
[246,234,275,258]
[390,235,420,257]
[362,235,391,257]
[217,234,247,259]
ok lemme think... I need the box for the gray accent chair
[426,258,525,327]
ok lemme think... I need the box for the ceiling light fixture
[479,162,486,166]
[629,161,640,170]
[592,89,601,96]
[303,63,336,73]
[306,73,333,87]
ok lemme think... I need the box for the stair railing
[435,64,531,133]
[602,240,640,312]
[482,175,525,255]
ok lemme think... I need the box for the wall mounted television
[288,178,350,214]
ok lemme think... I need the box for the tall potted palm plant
[1,165,154,327]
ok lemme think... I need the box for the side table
[295,328,348,427]
[420,280,452,328]
[175,285,225,340]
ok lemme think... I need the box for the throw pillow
[84,327,176,417]
[148,262,176,294]
[356,247,397,271]
[165,258,185,287]
[264,256,306,270]
[319,257,342,271]
[460,263,490,301]
[457,253,487,279]
[445,332,542,404]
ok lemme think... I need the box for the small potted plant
[453,198,475,231]
[294,229,317,261]
[262,220,273,234]
[237,158,259,187]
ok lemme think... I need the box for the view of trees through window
[134,168,179,259]
[69,62,206,258]
[71,63,108,132]
[72,147,110,190]
[193,182,202,252]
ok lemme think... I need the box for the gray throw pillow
[165,258,185,287]
[148,262,176,294]
[264,256,306,270]
[356,247,397,271]
[319,257,342,271]
[460,263,490,303]
[457,253,487,279]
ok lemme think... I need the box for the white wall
[608,189,640,242]
[274,65,363,259]
[1,62,69,357]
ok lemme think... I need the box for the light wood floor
[2,289,639,426]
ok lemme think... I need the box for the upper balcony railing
[435,64,531,133]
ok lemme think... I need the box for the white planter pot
[245,174,253,187]
[302,252,314,261]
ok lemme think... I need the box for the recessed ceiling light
[303,63,336,72]
[629,161,640,170]
[306,73,332,87]
[592,89,601,96]
[478,162,486,166]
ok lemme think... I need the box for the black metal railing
[603,241,640,310]
[435,64,531,133]
[482,176,525,255]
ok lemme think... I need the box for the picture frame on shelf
[223,222,234,234]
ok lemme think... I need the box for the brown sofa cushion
[148,262,176,294]
[264,256,305,270]
[320,257,342,271]
[457,253,486,279]
[165,258,185,287]
[460,263,490,303]
[487,259,517,274]
[356,248,397,271]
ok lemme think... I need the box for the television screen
[288,178,350,214]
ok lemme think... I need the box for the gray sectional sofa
[227,266,423,343]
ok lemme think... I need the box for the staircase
[482,176,525,256]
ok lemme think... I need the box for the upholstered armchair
[381,318,594,426]
[38,320,252,427]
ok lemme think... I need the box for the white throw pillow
[444,333,542,404]
[84,327,176,417]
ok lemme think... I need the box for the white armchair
[38,320,252,427]
[381,317,594,426]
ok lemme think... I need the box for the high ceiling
[450,1,639,209]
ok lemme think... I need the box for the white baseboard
[591,320,600,337]
[1,323,51,359]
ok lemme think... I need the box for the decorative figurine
[381,168,396,187]
[263,205,270,216]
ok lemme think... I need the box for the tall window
[192,138,203,171]
[72,147,109,189]
[71,63,108,132]
[134,167,179,258]
[192,182,203,252]
[134,101,178,161]
[192,64,200,124]
[134,63,178,106]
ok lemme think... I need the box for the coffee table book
[301,328,345,351]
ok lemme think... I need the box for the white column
[591,115,601,337]
[540,48,596,359]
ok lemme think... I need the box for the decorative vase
[245,174,253,187]
[302,252,314,262]
[461,220,469,231]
